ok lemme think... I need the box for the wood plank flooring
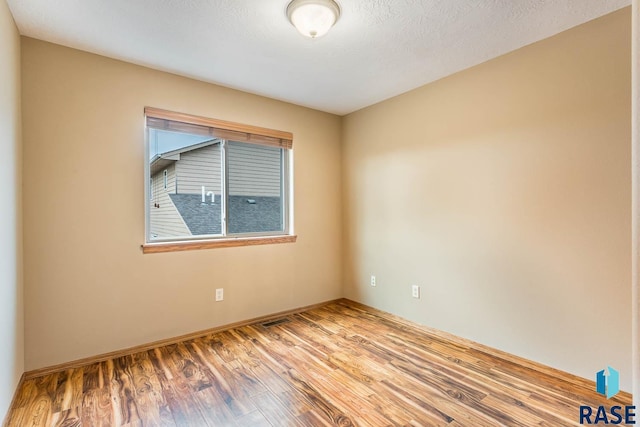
[5,300,632,426]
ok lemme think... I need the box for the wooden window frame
[142,108,296,254]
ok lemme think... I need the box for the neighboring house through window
[145,108,293,245]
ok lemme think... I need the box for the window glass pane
[148,128,223,240]
[227,141,283,234]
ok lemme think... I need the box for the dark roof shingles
[169,194,282,235]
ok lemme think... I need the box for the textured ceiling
[6,0,630,115]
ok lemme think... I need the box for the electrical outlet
[412,285,420,299]
[370,275,376,287]
[215,288,224,302]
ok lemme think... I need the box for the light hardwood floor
[4,299,632,426]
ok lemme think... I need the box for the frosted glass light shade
[287,0,340,38]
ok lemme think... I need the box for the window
[143,108,295,253]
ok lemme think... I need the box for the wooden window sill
[142,235,297,254]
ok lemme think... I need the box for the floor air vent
[261,318,291,327]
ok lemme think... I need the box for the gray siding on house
[152,163,176,194]
[175,143,222,195]
[150,164,191,238]
[228,142,281,197]
[148,140,284,239]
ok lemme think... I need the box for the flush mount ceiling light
[287,0,341,39]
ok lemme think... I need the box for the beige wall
[21,38,343,370]
[0,0,23,420]
[342,8,632,390]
